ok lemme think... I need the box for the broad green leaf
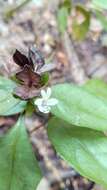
[48,117,107,188]
[72,6,90,40]
[0,76,26,116]
[92,0,107,9]
[0,116,42,190]
[84,79,107,103]
[51,83,107,131]
[0,76,16,90]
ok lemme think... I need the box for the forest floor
[0,0,107,190]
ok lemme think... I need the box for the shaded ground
[0,0,107,190]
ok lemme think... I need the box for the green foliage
[57,6,69,34]
[1,41,107,190]
[49,79,107,187]
[57,0,107,39]
[40,72,49,86]
[0,76,26,116]
[0,76,15,89]
[62,0,72,13]
[92,0,107,9]
[84,78,107,103]
[0,116,42,190]
[57,0,72,34]
[51,83,107,131]
[48,117,107,188]
[72,5,90,40]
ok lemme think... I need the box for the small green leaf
[48,117,107,188]
[62,0,72,13]
[57,6,68,34]
[92,0,107,9]
[0,76,26,116]
[40,72,49,86]
[51,83,107,131]
[57,0,72,34]
[0,116,42,190]
[72,6,90,40]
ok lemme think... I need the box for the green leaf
[51,83,107,131]
[57,6,68,34]
[0,76,16,90]
[84,79,107,103]
[0,116,42,190]
[57,0,72,34]
[72,6,90,40]
[40,72,49,86]
[62,0,72,13]
[0,76,26,116]
[92,0,107,9]
[48,117,107,188]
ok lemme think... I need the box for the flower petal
[41,89,47,99]
[38,105,51,113]
[47,98,58,106]
[34,98,43,106]
[46,87,51,99]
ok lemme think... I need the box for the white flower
[34,87,58,113]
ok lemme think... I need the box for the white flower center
[34,87,58,113]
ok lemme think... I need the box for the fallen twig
[62,32,88,85]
